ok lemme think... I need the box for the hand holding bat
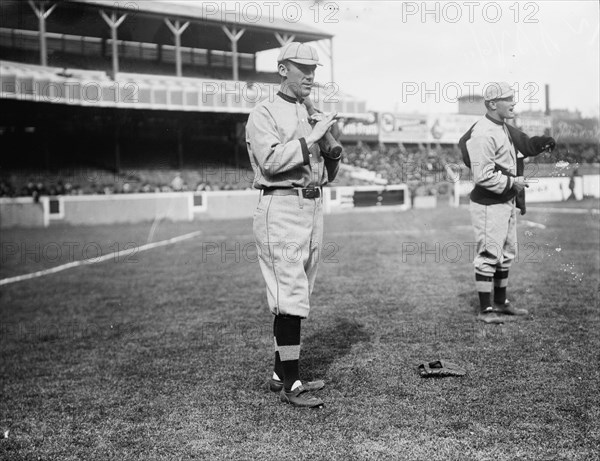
[303,97,343,159]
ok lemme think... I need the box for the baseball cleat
[493,299,528,316]
[280,385,324,408]
[477,306,505,324]
[269,378,325,393]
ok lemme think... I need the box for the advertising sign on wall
[338,112,379,142]
[378,113,429,143]
[514,116,552,136]
[427,114,481,144]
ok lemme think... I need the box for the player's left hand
[309,112,339,124]
[308,113,324,124]
[541,136,556,153]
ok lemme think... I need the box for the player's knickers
[470,199,517,276]
[253,193,323,318]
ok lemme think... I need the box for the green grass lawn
[1,206,599,460]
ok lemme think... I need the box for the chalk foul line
[0,231,203,287]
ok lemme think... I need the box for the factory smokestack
[545,84,550,116]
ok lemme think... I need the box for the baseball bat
[303,98,343,158]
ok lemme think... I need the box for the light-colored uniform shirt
[246,92,330,189]
[467,114,517,196]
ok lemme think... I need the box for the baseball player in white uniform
[245,42,342,408]
[466,82,536,323]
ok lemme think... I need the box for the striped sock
[475,273,493,310]
[272,317,284,381]
[274,315,301,391]
[493,268,509,305]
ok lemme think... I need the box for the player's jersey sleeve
[246,105,310,178]
[467,129,513,194]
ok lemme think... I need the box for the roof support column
[100,10,127,78]
[329,37,334,84]
[28,1,56,66]
[164,19,190,77]
[274,33,295,46]
[221,26,245,81]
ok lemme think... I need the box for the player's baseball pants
[469,199,517,276]
[253,193,323,318]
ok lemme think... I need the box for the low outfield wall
[56,193,194,226]
[0,197,48,228]
[200,191,259,220]
[454,175,599,206]
[3,177,594,228]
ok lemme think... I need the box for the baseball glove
[418,360,466,378]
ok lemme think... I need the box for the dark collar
[485,113,504,126]
[277,91,301,104]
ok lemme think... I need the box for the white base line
[0,231,203,287]
[520,220,547,229]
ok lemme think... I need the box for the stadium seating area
[0,27,259,81]
[0,165,255,199]
[341,142,463,195]
[1,142,597,199]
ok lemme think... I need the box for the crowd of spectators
[0,166,254,199]
[341,142,464,196]
[1,142,597,200]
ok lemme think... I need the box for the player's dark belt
[263,187,321,199]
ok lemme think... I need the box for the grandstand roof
[1,0,332,53]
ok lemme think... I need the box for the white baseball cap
[277,42,322,66]
[484,82,515,101]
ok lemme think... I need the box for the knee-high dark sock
[273,316,284,380]
[493,268,509,304]
[274,315,301,391]
[475,273,493,310]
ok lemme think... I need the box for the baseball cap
[277,42,322,66]
[484,82,515,101]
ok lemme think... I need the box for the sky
[184,1,600,117]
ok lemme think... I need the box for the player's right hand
[512,176,530,193]
[307,113,338,144]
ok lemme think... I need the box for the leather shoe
[493,300,528,316]
[269,378,325,393]
[280,385,324,408]
[477,306,504,324]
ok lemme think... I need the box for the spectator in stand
[568,168,578,200]
[0,180,15,197]
[171,172,184,191]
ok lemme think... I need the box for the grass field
[1,202,599,460]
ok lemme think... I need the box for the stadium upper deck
[0,0,365,115]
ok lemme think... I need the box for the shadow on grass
[301,318,371,379]
[456,289,479,316]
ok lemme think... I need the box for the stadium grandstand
[0,1,597,226]
[0,0,368,199]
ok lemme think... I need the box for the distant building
[520,109,582,121]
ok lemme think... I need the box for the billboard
[427,114,481,144]
[378,112,481,144]
[379,113,429,143]
[338,112,379,143]
[514,115,552,136]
